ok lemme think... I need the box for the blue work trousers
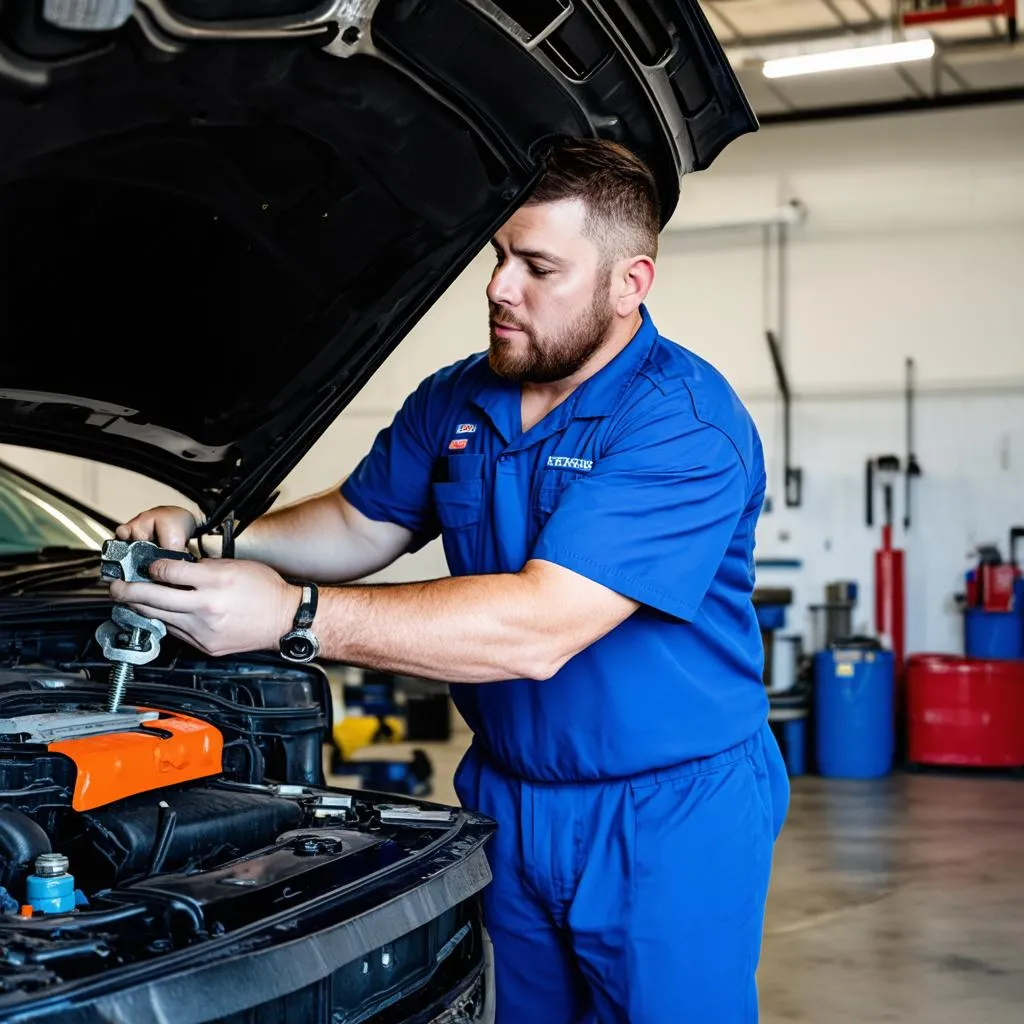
[454,722,790,1023]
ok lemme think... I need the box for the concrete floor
[335,717,1024,1023]
[759,771,1024,1022]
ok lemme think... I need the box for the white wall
[6,101,1023,667]
[658,102,1024,394]
[644,102,1024,661]
[749,391,1024,660]
[648,102,1024,661]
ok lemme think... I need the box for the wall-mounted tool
[95,540,195,712]
[903,357,923,529]
[766,329,802,507]
[761,202,804,509]
[865,454,901,529]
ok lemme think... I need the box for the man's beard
[488,276,614,384]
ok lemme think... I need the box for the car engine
[0,658,335,898]
[0,612,492,1023]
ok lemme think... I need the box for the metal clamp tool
[95,540,196,712]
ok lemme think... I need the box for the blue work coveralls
[342,306,790,1022]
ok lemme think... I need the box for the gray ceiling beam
[723,20,1015,53]
[762,78,799,111]
[818,0,857,31]
[892,62,929,98]
[758,84,1024,124]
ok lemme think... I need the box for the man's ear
[613,255,655,317]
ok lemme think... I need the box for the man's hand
[116,506,198,552]
[115,487,414,583]
[108,557,300,658]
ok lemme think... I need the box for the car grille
[430,963,488,1023]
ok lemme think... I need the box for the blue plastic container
[755,604,787,631]
[814,645,895,778]
[782,717,806,775]
[964,608,1024,660]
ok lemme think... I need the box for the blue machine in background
[962,528,1024,660]
[755,586,809,776]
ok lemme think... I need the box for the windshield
[0,466,112,555]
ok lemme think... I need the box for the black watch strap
[293,583,318,629]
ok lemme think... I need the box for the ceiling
[698,0,1023,121]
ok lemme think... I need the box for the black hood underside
[0,0,756,530]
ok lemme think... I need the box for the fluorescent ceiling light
[763,37,935,78]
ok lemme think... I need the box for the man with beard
[111,138,790,1023]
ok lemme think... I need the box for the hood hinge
[195,512,239,559]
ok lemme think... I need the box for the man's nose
[487,263,520,307]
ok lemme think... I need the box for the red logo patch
[448,438,468,451]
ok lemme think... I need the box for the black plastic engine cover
[69,787,303,886]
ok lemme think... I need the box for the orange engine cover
[48,708,224,811]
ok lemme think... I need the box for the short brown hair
[525,137,660,262]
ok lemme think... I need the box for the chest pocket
[534,470,587,518]
[432,454,484,531]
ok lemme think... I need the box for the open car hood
[0,0,755,532]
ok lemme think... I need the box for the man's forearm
[202,487,411,584]
[315,572,567,683]
[233,495,354,579]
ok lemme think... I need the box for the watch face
[282,630,318,662]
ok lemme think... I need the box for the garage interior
[2,0,1023,1021]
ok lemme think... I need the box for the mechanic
[111,137,790,1024]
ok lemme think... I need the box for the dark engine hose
[146,800,178,877]
[0,809,51,889]
[1,902,148,932]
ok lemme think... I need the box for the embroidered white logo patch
[546,456,594,472]
[456,423,477,434]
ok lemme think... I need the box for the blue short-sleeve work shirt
[341,306,769,781]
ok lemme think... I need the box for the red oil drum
[906,654,1024,767]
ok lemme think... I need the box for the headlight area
[214,902,490,1024]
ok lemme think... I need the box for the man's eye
[529,265,553,277]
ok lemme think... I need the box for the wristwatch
[279,583,320,663]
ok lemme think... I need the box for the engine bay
[0,629,490,1018]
